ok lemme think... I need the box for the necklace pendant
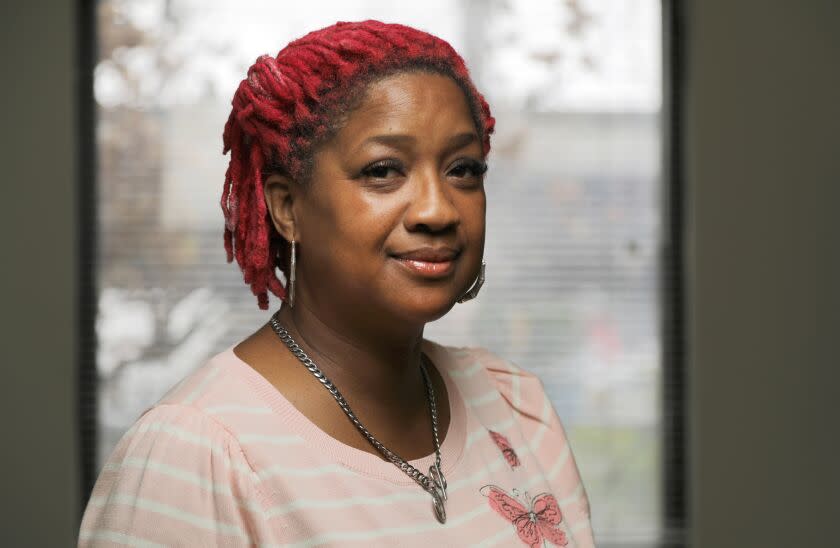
[429,463,447,523]
[429,462,447,500]
[431,489,447,524]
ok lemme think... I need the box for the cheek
[300,185,398,269]
[333,191,402,257]
[345,194,398,240]
[458,191,487,243]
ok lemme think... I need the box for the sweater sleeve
[476,347,595,547]
[78,403,277,547]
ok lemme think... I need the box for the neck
[273,296,427,410]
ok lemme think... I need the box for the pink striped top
[79,340,594,547]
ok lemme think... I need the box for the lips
[391,247,461,278]
[391,247,460,262]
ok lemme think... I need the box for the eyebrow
[359,131,478,153]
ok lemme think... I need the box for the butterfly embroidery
[489,430,521,468]
[480,485,568,548]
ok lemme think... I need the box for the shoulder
[79,400,274,545]
[154,346,249,409]
[80,348,276,543]
[429,342,544,387]
[141,346,275,435]
[98,346,277,481]
[102,402,260,485]
[426,342,553,426]
[425,341,537,378]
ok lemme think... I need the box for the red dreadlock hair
[221,20,495,309]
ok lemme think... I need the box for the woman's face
[293,71,487,327]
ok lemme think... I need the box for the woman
[79,20,594,547]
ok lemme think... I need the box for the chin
[392,290,458,325]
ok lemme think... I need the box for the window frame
[76,2,689,544]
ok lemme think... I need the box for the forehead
[334,72,478,146]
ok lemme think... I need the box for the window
[87,1,679,544]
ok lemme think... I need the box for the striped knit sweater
[79,340,595,547]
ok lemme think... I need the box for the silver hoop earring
[287,239,296,308]
[457,261,486,303]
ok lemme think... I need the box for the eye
[447,158,488,179]
[360,158,404,179]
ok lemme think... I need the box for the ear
[263,173,298,241]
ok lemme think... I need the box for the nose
[403,168,461,233]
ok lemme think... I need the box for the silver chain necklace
[268,311,449,523]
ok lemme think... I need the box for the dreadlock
[222,20,495,309]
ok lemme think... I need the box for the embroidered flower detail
[480,485,568,548]
[489,430,521,468]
